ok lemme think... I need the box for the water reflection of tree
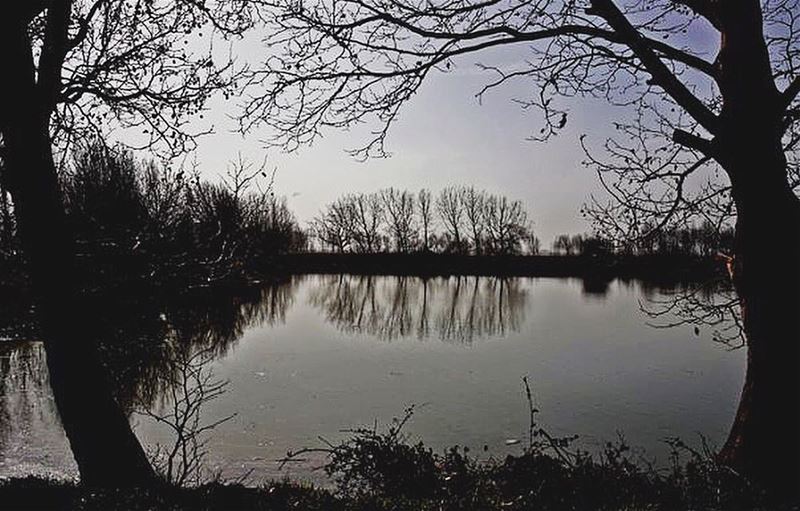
[308,275,527,343]
[0,342,58,461]
[637,278,744,349]
[0,277,301,427]
[103,278,301,413]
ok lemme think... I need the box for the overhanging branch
[587,0,720,135]
[673,129,714,156]
[782,76,800,111]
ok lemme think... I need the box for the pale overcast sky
[185,26,717,245]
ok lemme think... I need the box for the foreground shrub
[281,399,793,511]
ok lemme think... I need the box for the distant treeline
[310,186,539,255]
[308,186,735,259]
[551,224,735,257]
[0,142,306,286]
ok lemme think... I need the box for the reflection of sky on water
[0,276,744,485]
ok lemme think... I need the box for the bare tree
[312,197,357,252]
[461,186,487,254]
[139,161,189,243]
[435,186,465,253]
[380,188,417,252]
[242,0,800,490]
[483,195,528,255]
[0,1,254,486]
[417,189,435,252]
[525,228,541,256]
[351,193,385,253]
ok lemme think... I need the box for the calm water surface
[0,275,745,484]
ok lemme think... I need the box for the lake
[0,275,745,485]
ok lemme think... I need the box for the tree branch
[782,76,800,111]
[338,2,717,77]
[67,0,108,51]
[672,129,714,155]
[587,0,720,134]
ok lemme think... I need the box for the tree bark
[715,123,800,496]
[0,19,156,487]
[719,180,800,497]
[711,2,800,496]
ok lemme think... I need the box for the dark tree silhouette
[482,194,528,255]
[436,186,466,253]
[310,186,533,254]
[0,2,252,486]
[381,187,418,252]
[242,0,800,494]
[417,189,435,252]
[462,186,487,255]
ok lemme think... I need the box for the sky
[186,26,717,246]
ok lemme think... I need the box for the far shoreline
[267,252,725,283]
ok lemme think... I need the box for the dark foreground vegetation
[0,406,794,511]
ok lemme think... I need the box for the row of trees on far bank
[0,168,737,267]
[551,223,735,257]
[310,186,539,255]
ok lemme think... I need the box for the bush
[281,398,790,511]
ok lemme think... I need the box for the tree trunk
[1,20,156,487]
[711,2,800,496]
[718,155,800,497]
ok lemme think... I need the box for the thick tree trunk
[712,2,800,496]
[1,21,156,487]
[719,189,800,496]
[718,149,800,497]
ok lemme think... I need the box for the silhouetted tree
[311,186,534,255]
[242,0,800,491]
[436,186,466,253]
[63,143,146,244]
[461,186,486,255]
[524,228,541,256]
[482,195,528,255]
[381,188,418,252]
[55,143,303,284]
[312,197,357,252]
[0,2,253,486]
[417,189,435,252]
[351,193,385,253]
